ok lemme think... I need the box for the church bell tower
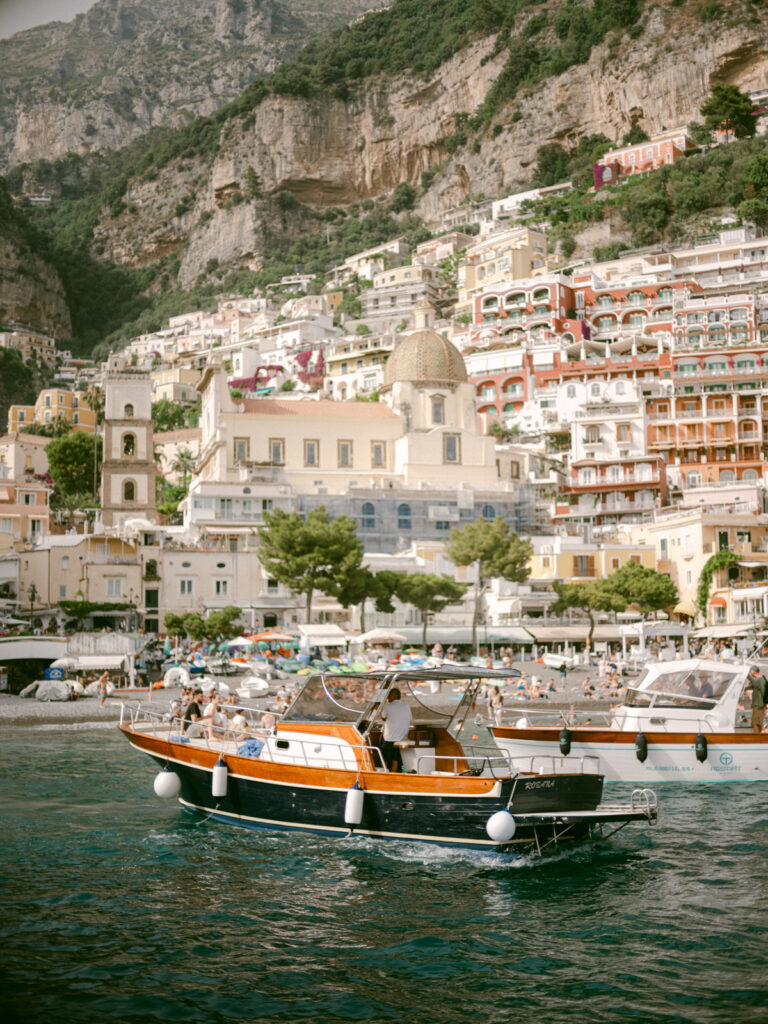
[100,370,157,528]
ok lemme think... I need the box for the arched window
[719,470,735,484]
[123,433,135,456]
[743,469,759,483]
[124,480,135,502]
[685,471,701,488]
[361,502,375,529]
[397,503,412,529]
[124,403,134,418]
[432,396,445,425]
[481,504,495,521]
[145,559,158,578]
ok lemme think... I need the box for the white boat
[491,658,768,783]
[236,675,270,699]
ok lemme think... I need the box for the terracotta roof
[0,432,51,445]
[237,399,398,419]
[153,428,202,441]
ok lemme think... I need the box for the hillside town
[2,126,767,653]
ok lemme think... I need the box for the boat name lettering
[523,779,556,789]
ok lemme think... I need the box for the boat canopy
[624,659,744,711]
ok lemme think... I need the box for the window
[481,504,495,521]
[0,519,11,533]
[338,440,353,468]
[123,480,135,502]
[269,438,285,464]
[304,440,319,467]
[591,384,600,396]
[62,556,69,570]
[44,395,51,407]
[123,433,135,456]
[432,397,445,424]
[615,381,625,394]
[617,424,631,442]
[22,493,35,506]
[106,578,122,597]
[59,584,67,599]
[443,434,460,463]
[566,385,576,397]
[234,437,249,463]
[179,579,193,596]
[266,578,278,592]
[398,503,412,529]
[145,590,159,611]
[124,403,134,417]
[585,426,601,444]
[73,413,79,424]
[361,502,375,529]
[611,557,620,570]
[215,580,228,596]
[145,559,158,578]
[44,411,51,424]
[575,555,595,577]
[371,442,385,468]
[510,462,520,479]
[435,520,450,531]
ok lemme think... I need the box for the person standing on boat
[746,666,767,733]
[380,687,412,772]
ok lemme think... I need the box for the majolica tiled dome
[383,330,468,388]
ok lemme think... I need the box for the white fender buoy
[486,809,516,843]
[212,755,228,798]
[344,782,364,826]
[164,666,190,689]
[153,767,181,798]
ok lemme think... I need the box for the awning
[525,625,623,642]
[694,624,757,639]
[732,587,768,601]
[53,655,128,671]
[709,596,727,608]
[673,601,698,617]
[381,626,534,645]
[297,624,349,647]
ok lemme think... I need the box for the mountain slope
[0,0,391,171]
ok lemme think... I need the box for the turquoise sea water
[2,728,767,1024]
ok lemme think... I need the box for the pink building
[594,128,692,188]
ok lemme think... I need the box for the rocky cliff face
[0,229,71,339]
[91,2,768,285]
[1,0,390,172]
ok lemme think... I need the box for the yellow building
[0,330,56,364]
[151,366,201,405]
[456,227,548,317]
[527,535,656,585]
[8,389,95,434]
[627,505,768,625]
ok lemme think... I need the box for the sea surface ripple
[1,731,767,1023]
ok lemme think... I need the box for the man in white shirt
[380,687,412,772]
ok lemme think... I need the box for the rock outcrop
[0,230,71,339]
[0,0,391,172]
[92,2,768,283]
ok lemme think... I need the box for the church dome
[382,330,468,388]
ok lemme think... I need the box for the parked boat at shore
[491,658,768,783]
[119,667,657,854]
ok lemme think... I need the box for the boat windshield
[624,666,739,709]
[283,674,380,723]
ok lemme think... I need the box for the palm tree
[171,448,196,488]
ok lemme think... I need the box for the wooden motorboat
[119,667,658,854]
[491,658,768,783]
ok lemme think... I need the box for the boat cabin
[271,668,509,774]
[614,659,751,733]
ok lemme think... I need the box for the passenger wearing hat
[746,665,767,733]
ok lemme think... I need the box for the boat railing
[423,751,602,778]
[119,701,387,770]
[496,707,615,728]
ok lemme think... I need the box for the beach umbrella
[226,636,253,648]
[249,631,296,642]
[357,628,408,644]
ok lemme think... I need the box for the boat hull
[122,728,621,851]
[491,727,768,783]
